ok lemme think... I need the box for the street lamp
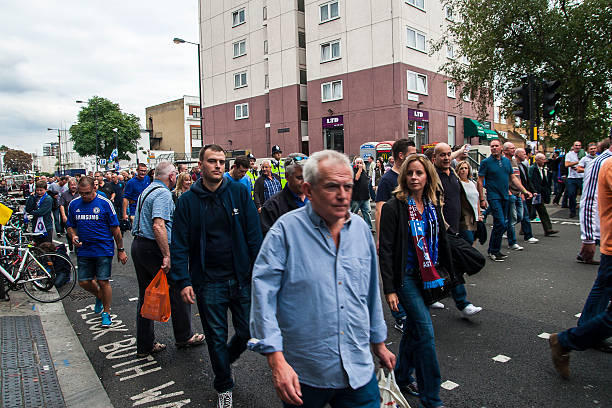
[173,37,204,146]
[47,127,61,174]
[76,99,99,171]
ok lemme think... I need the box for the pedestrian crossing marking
[538,332,551,339]
[492,355,511,363]
[441,380,459,390]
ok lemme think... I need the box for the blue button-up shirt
[263,176,282,202]
[249,202,387,389]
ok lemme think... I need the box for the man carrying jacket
[170,144,263,408]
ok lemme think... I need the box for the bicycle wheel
[22,252,77,303]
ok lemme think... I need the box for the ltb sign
[322,115,344,128]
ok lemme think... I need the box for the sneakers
[94,298,103,314]
[509,244,524,251]
[525,237,539,244]
[400,381,419,397]
[101,312,112,328]
[489,253,505,262]
[217,390,233,408]
[461,304,483,318]
[532,217,541,223]
[548,333,570,379]
[430,301,445,309]
[394,318,406,334]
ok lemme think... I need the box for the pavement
[1,203,611,407]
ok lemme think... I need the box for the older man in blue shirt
[249,150,395,408]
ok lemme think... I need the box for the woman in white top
[457,160,481,246]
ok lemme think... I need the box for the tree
[4,149,32,173]
[70,96,141,162]
[436,0,612,148]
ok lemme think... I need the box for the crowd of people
[7,133,611,408]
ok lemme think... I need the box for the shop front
[464,118,498,145]
[322,115,344,153]
[408,109,429,149]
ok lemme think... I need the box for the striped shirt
[579,149,612,243]
[263,177,282,202]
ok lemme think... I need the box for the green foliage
[436,0,612,148]
[70,96,141,161]
[4,149,33,173]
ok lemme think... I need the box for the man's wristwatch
[117,248,125,252]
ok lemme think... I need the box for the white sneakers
[218,391,232,408]
[461,304,483,318]
[430,301,445,309]
[509,243,524,251]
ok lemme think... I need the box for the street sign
[99,159,107,165]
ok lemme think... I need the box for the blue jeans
[351,200,373,230]
[282,372,379,408]
[566,178,583,215]
[578,253,612,326]
[559,254,612,351]
[395,274,443,408]
[520,199,534,240]
[487,199,508,255]
[506,195,519,246]
[52,207,63,234]
[452,231,474,311]
[195,279,251,392]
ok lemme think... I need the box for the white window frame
[263,40,268,54]
[235,103,249,120]
[321,80,343,102]
[446,43,455,59]
[233,39,247,58]
[320,40,341,63]
[445,6,454,21]
[234,71,248,89]
[447,82,456,98]
[319,1,340,23]
[232,8,246,27]
[405,0,425,11]
[406,27,427,53]
[407,70,428,95]
[447,115,456,146]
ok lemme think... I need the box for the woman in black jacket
[379,154,458,408]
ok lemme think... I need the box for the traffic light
[511,83,531,120]
[542,79,561,119]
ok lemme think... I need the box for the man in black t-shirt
[95,171,115,201]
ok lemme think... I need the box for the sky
[0,0,200,155]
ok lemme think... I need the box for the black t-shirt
[352,167,371,201]
[436,167,461,234]
[203,195,235,282]
[112,182,125,208]
[99,182,115,200]
[375,170,399,203]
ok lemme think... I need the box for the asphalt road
[61,204,612,408]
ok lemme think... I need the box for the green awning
[483,128,499,140]
[464,118,485,139]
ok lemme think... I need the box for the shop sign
[408,109,429,122]
[322,115,343,128]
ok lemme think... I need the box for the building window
[447,82,456,98]
[407,70,427,94]
[461,55,469,65]
[462,92,471,102]
[321,40,341,62]
[235,103,249,120]
[233,39,247,58]
[445,6,453,20]
[321,80,343,102]
[232,8,246,27]
[320,1,339,23]
[298,31,306,48]
[264,40,268,54]
[263,6,267,20]
[300,69,307,85]
[265,74,269,89]
[406,0,425,11]
[300,104,309,120]
[190,106,201,118]
[191,126,202,140]
[234,72,247,88]
[447,116,456,146]
[447,44,454,59]
[406,27,426,52]
[298,0,305,12]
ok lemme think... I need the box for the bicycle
[0,241,77,303]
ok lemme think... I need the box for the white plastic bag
[377,368,412,408]
[34,217,47,236]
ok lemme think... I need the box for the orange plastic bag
[140,269,171,322]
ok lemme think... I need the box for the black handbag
[420,265,456,306]
[447,233,486,276]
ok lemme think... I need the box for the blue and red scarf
[407,198,444,289]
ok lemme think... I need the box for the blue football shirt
[67,194,119,257]
[123,176,151,215]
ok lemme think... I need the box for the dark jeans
[282,372,379,408]
[52,208,64,234]
[577,253,612,326]
[452,230,474,311]
[195,279,251,393]
[566,178,582,215]
[519,199,534,240]
[559,254,612,351]
[487,199,508,254]
[131,237,194,354]
[395,274,443,408]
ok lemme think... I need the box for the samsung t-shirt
[123,176,151,215]
[478,155,513,201]
[66,194,119,257]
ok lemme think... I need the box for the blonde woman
[379,154,458,408]
[172,172,193,203]
[456,160,481,246]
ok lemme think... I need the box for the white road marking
[128,297,138,302]
[538,332,551,339]
[441,380,459,390]
[575,313,581,318]
[492,354,511,363]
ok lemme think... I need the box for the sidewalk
[0,289,112,408]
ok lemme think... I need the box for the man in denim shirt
[249,150,395,408]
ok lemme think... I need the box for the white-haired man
[253,160,282,212]
[249,150,395,408]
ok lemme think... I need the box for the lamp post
[76,99,99,171]
[173,37,204,147]
[47,128,61,174]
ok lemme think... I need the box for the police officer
[270,145,286,188]
[246,153,258,198]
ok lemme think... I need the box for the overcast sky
[0,1,199,155]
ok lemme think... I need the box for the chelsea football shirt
[67,194,119,257]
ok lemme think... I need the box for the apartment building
[199,0,493,157]
[145,95,202,160]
